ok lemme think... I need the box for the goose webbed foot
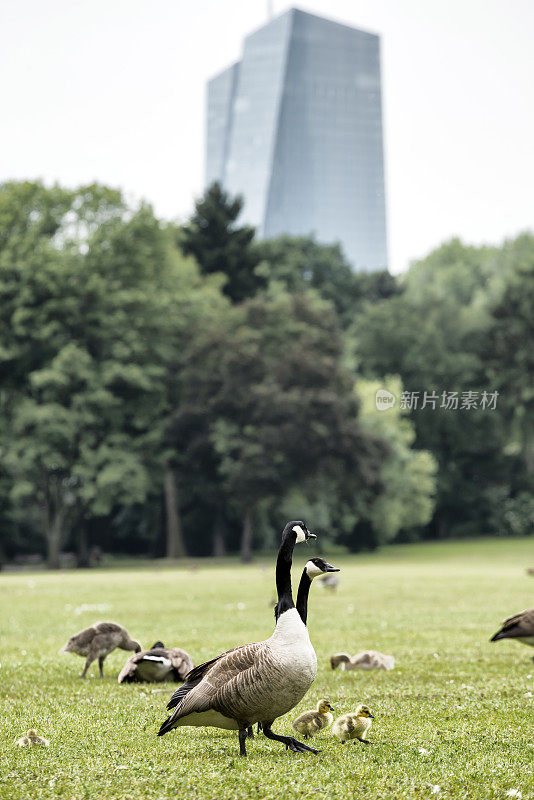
[238,729,248,757]
[261,724,320,755]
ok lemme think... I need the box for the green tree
[171,286,387,560]
[255,235,400,328]
[355,377,437,544]
[351,238,521,539]
[179,182,264,303]
[0,181,228,566]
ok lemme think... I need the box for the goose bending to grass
[59,621,141,678]
[330,650,395,671]
[292,699,334,739]
[332,705,374,744]
[490,608,534,657]
[158,521,338,757]
[118,642,194,684]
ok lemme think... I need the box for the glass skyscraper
[206,8,387,272]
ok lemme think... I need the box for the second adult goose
[118,642,194,684]
[490,607,534,655]
[158,521,326,757]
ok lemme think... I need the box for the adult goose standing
[250,555,341,739]
[158,521,336,757]
[490,607,534,656]
[118,642,194,684]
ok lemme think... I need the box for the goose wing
[159,642,264,734]
[166,645,242,710]
[492,608,534,640]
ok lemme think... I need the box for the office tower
[206,8,387,271]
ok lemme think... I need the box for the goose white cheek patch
[305,560,323,578]
[293,525,306,543]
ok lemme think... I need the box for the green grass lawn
[1,538,533,800]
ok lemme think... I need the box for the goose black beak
[369,713,375,719]
[323,561,340,572]
[306,532,317,541]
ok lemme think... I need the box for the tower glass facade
[206,8,388,272]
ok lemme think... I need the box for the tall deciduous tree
[0,181,228,566]
[170,286,387,560]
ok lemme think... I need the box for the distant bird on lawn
[59,621,141,678]
[490,608,534,657]
[158,521,338,758]
[332,705,374,744]
[118,642,194,684]
[292,698,334,739]
[330,650,395,671]
[16,729,49,747]
[319,573,340,592]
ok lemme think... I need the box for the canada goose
[292,698,334,739]
[332,705,374,744]
[16,729,49,747]
[249,555,340,740]
[158,521,336,757]
[330,650,395,671]
[490,608,534,656]
[118,642,194,684]
[59,621,142,678]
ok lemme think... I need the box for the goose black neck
[274,526,297,617]
[296,568,311,625]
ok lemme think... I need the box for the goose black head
[304,557,340,579]
[285,520,317,544]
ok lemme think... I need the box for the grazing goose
[332,705,374,744]
[292,699,334,739]
[490,608,534,656]
[118,642,194,684]
[16,729,49,747]
[330,650,395,671]
[158,521,334,757]
[59,621,141,678]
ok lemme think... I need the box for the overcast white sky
[1,0,533,272]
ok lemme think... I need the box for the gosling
[331,704,374,744]
[17,729,49,747]
[59,621,141,678]
[292,699,334,739]
[331,650,395,671]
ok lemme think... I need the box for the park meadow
[1,537,533,800]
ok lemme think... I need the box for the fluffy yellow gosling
[16,729,49,747]
[292,699,334,739]
[331,704,374,744]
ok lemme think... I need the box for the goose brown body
[118,643,194,684]
[330,650,395,671]
[159,608,316,731]
[491,608,534,649]
[59,621,141,678]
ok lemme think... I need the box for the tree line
[0,181,531,567]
